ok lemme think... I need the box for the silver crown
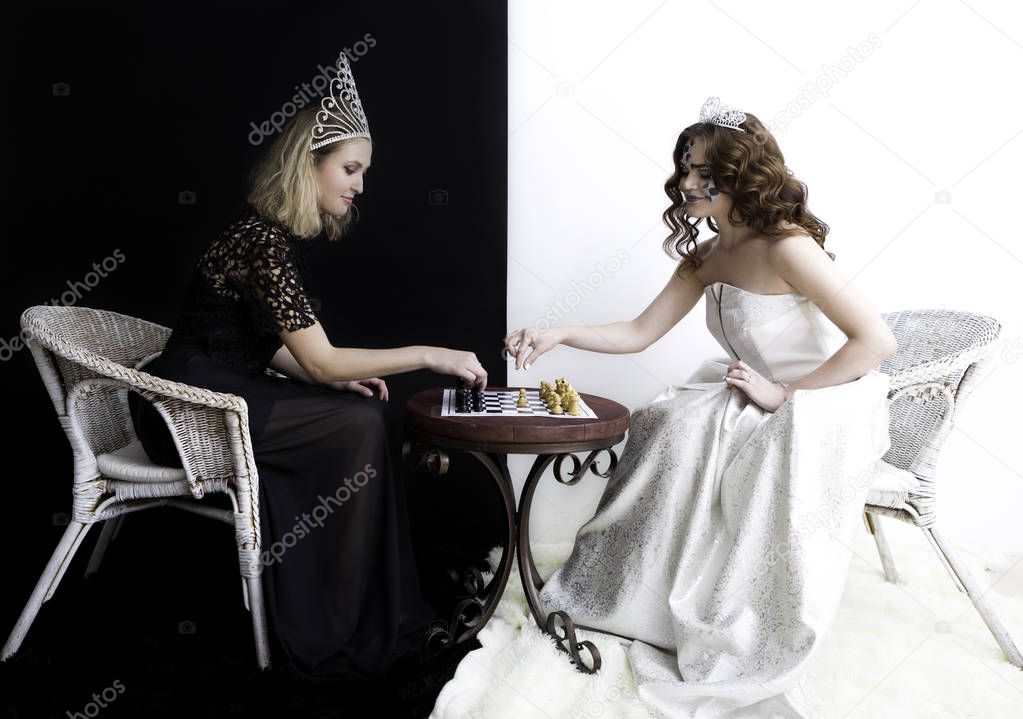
[309,52,371,150]
[699,96,747,133]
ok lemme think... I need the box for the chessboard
[440,387,598,419]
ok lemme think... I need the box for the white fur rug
[430,525,1023,718]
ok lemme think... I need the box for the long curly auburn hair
[661,111,834,279]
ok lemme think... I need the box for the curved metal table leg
[404,440,617,673]
[403,440,518,646]
[516,448,618,674]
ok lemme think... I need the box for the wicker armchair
[1,305,273,670]
[863,308,1021,668]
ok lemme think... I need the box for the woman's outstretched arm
[278,321,488,388]
[504,263,705,369]
[269,343,319,384]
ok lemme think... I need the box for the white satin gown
[538,281,892,718]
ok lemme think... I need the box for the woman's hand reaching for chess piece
[425,348,488,390]
[328,378,389,401]
[504,327,562,370]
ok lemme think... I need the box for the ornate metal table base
[403,440,617,674]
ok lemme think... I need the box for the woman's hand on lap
[329,378,389,401]
[723,360,788,412]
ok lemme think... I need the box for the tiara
[309,52,371,151]
[699,96,747,133]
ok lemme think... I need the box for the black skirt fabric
[128,343,436,679]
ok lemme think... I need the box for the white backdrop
[506,0,1023,554]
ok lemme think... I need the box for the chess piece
[567,396,581,416]
[516,388,528,408]
[539,381,552,402]
[550,395,563,415]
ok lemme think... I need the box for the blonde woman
[129,55,486,683]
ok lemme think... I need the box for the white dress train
[538,281,892,718]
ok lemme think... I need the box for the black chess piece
[455,380,468,413]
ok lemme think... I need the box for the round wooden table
[403,386,629,673]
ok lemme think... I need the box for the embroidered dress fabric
[538,281,892,718]
[128,204,435,679]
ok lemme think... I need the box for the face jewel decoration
[681,138,720,203]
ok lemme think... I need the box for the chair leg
[245,576,272,670]
[864,511,900,584]
[84,515,125,578]
[2,521,91,661]
[925,526,1023,669]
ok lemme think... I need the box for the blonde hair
[246,104,366,241]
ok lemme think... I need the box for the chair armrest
[883,379,955,497]
[67,376,256,501]
[883,336,996,393]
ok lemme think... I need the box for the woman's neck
[715,223,758,250]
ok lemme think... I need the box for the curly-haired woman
[504,98,898,717]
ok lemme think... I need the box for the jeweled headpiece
[309,52,371,151]
[699,96,747,133]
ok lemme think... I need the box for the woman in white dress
[503,98,898,718]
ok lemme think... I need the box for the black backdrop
[0,1,507,714]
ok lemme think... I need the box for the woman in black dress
[128,52,487,682]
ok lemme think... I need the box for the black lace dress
[128,204,436,680]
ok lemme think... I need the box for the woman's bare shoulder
[686,235,719,286]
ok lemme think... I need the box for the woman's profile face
[315,138,372,217]
[678,135,731,219]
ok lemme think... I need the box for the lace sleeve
[243,228,319,334]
